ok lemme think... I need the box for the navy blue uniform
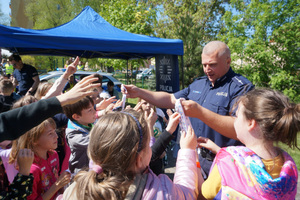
[13,64,38,96]
[174,68,254,175]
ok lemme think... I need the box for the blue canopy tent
[0,6,183,59]
[0,6,185,90]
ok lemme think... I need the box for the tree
[148,0,226,87]
[96,0,157,76]
[219,0,300,102]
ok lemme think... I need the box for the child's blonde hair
[9,118,56,164]
[238,88,300,149]
[71,109,149,200]
[34,82,53,100]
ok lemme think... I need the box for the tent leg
[126,59,129,85]
[181,55,184,89]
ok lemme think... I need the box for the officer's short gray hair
[203,41,231,58]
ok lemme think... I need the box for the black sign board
[155,55,179,93]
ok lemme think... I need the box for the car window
[74,74,87,81]
[102,76,110,83]
[47,75,61,84]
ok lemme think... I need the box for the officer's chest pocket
[187,91,202,101]
[209,98,230,115]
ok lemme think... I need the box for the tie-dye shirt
[211,146,298,200]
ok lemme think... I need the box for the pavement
[163,148,300,199]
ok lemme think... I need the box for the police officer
[121,41,254,178]
[9,54,40,96]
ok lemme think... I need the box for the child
[200,88,299,199]
[9,118,71,200]
[0,148,35,199]
[0,79,20,113]
[0,96,38,184]
[34,82,53,100]
[63,96,96,174]
[136,99,169,175]
[106,80,121,100]
[62,109,198,199]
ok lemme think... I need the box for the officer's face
[11,60,22,70]
[202,51,231,86]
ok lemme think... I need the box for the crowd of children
[0,56,299,200]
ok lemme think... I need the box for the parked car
[40,70,122,91]
[129,69,143,78]
[136,69,154,80]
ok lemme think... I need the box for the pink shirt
[28,150,60,200]
[0,148,18,183]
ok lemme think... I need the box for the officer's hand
[181,100,201,118]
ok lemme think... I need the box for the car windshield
[142,69,151,74]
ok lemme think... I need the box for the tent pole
[126,59,129,85]
[181,55,184,89]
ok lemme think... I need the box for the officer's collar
[208,67,234,88]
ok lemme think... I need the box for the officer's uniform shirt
[13,64,38,95]
[174,67,254,175]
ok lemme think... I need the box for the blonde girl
[9,118,70,200]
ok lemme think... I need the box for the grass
[278,134,300,170]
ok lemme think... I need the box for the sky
[0,0,10,16]
[0,0,11,56]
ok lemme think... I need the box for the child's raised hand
[17,148,34,176]
[180,126,197,150]
[63,56,79,78]
[165,112,180,134]
[133,101,142,111]
[96,96,117,110]
[144,108,157,128]
[197,137,221,154]
[55,171,71,189]
[57,75,101,106]
[166,109,173,117]
[113,99,123,109]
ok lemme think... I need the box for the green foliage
[150,0,226,87]
[219,0,300,102]
[97,0,157,71]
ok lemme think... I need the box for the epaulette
[232,74,250,86]
[194,76,206,81]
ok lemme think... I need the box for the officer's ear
[226,57,231,67]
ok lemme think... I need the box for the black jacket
[0,97,62,142]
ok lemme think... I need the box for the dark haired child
[63,96,96,174]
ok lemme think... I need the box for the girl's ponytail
[240,89,300,149]
[70,166,133,200]
[274,103,300,148]
[70,110,148,199]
